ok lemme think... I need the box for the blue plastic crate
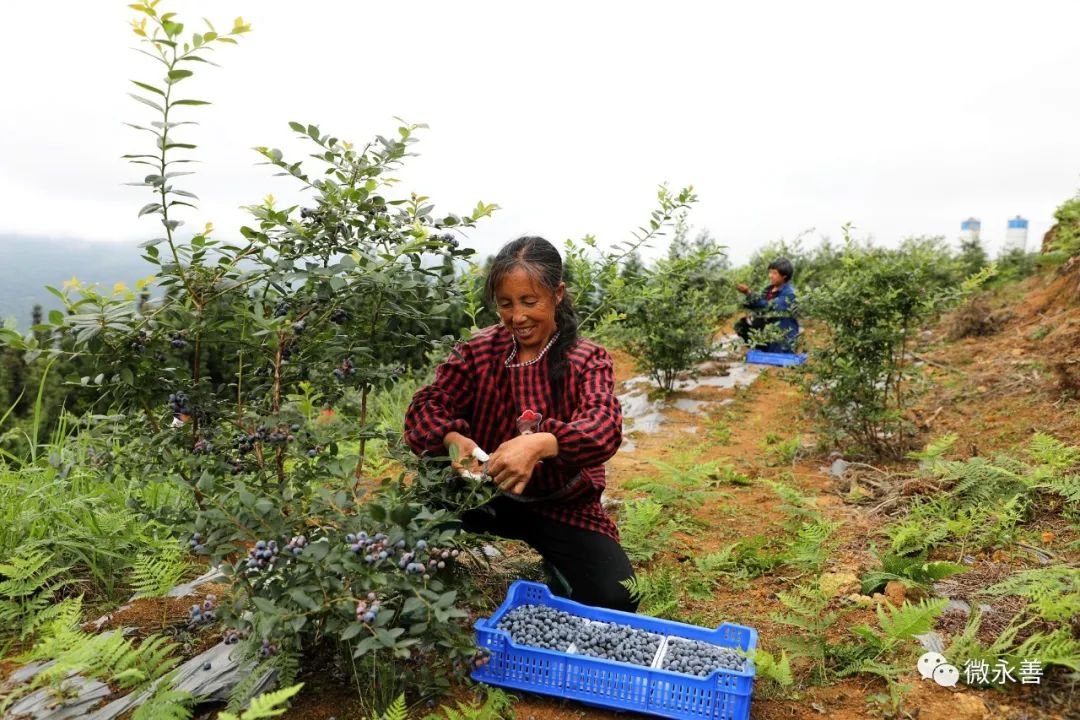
[745,349,807,367]
[473,581,757,720]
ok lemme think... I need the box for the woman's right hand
[444,431,483,476]
[736,283,750,294]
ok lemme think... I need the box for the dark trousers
[463,496,639,613]
[735,315,771,349]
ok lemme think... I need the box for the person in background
[403,236,637,612]
[734,257,799,352]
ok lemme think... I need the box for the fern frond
[983,567,1080,622]
[219,683,304,720]
[131,547,191,599]
[783,519,837,570]
[1034,471,1080,506]
[130,675,194,720]
[1027,432,1080,471]
[940,458,1028,507]
[751,649,794,687]
[1011,629,1080,672]
[886,516,949,555]
[618,499,675,563]
[226,656,273,715]
[20,596,85,660]
[908,433,959,465]
[765,480,817,517]
[378,690,410,720]
[225,649,297,715]
[30,630,179,691]
[0,548,70,646]
[775,588,826,619]
[875,598,947,641]
[621,566,681,619]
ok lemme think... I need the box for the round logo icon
[917,651,947,680]
[932,663,960,687]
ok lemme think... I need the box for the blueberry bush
[0,0,504,709]
[798,230,992,458]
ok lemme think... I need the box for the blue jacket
[744,282,799,352]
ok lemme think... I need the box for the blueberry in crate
[474,581,758,720]
[574,620,662,667]
[496,604,582,652]
[661,636,746,677]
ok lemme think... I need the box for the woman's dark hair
[484,236,579,399]
[768,257,794,282]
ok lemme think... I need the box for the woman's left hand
[486,433,557,495]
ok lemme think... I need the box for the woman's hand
[444,431,483,476]
[736,283,750,294]
[486,433,558,495]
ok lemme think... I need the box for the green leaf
[173,99,211,106]
[128,93,164,112]
[353,636,380,657]
[251,597,281,616]
[877,598,948,641]
[167,68,194,83]
[130,80,165,96]
[287,589,320,611]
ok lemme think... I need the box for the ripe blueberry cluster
[188,594,217,628]
[187,532,207,554]
[355,592,381,624]
[130,329,148,354]
[574,621,662,667]
[193,438,213,455]
[170,333,187,349]
[299,206,324,222]
[223,629,243,645]
[330,308,347,324]
[661,638,746,676]
[292,319,306,335]
[245,539,279,571]
[333,357,356,381]
[285,535,307,557]
[236,426,298,449]
[496,605,583,652]
[259,638,279,659]
[344,533,457,579]
[433,233,459,250]
[274,301,290,318]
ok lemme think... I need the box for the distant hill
[0,235,152,329]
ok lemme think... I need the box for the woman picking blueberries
[404,236,637,612]
[734,257,799,353]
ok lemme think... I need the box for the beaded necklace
[504,330,560,368]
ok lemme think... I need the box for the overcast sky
[2,1,1079,265]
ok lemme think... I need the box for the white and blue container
[961,217,981,244]
[1004,215,1028,253]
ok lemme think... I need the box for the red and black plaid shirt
[404,324,623,539]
